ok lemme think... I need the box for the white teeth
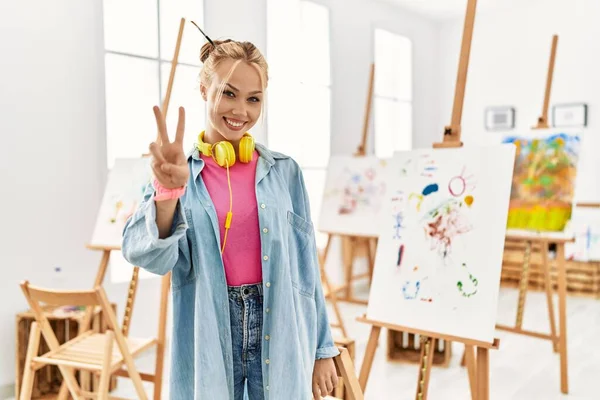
[225,118,244,127]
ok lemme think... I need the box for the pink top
[200,151,263,286]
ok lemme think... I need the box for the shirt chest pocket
[286,210,317,298]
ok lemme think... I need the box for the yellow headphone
[196,131,255,167]
[195,131,255,254]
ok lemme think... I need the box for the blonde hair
[200,40,269,119]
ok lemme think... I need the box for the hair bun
[199,39,234,63]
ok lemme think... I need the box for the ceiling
[379,0,506,20]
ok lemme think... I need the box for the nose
[231,98,247,117]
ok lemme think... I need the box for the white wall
[438,0,599,200]
[0,0,438,390]
[323,0,440,153]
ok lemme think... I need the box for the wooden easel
[491,34,572,395]
[358,1,499,399]
[321,63,378,308]
[532,35,558,130]
[58,17,187,400]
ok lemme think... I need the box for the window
[102,0,204,282]
[374,29,412,158]
[103,0,206,169]
[267,0,331,247]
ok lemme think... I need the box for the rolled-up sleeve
[121,183,190,276]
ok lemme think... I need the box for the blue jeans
[228,283,264,400]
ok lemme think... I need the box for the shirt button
[265,335,270,340]
[263,228,268,233]
[265,282,271,288]
[266,308,270,313]
[265,359,270,364]
[266,386,270,391]
[263,255,269,261]
[260,203,266,209]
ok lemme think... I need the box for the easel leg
[344,237,356,300]
[320,235,349,337]
[556,244,569,394]
[358,326,381,391]
[515,241,532,329]
[540,240,558,352]
[476,347,489,400]
[414,337,435,400]
[464,345,477,400]
[366,238,375,284]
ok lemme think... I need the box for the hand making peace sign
[149,106,190,189]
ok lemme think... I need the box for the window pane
[159,1,204,65]
[103,0,158,58]
[160,63,205,153]
[300,1,330,86]
[374,98,412,158]
[268,83,330,168]
[302,168,328,248]
[374,29,412,101]
[105,54,159,168]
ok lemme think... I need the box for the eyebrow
[225,83,262,95]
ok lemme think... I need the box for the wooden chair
[324,347,364,400]
[19,281,155,400]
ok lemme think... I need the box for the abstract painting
[502,132,581,231]
[90,158,151,248]
[366,144,516,343]
[90,158,153,283]
[318,155,388,237]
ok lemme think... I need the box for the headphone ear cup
[213,141,236,167]
[239,135,255,163]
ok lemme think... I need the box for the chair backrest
[20,280,120,335]
[333,347,364,400]
[22,282,100,307]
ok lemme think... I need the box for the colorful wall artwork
[318,156,388,237]
[502,132,581,231]
[366,144,515,343]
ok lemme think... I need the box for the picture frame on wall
[553,103,588,127]
[485,106,515,131]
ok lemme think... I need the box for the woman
[122,36,339,400]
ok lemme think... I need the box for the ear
[200,84,208,101]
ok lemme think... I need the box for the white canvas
[318,155,388,237]
[366,144,516,344]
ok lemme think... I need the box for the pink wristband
[153,178,186,201]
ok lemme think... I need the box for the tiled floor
[9,285,600,399]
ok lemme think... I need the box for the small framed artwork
[485,107,515,131]
[552,103,588,127]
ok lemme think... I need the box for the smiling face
[201,58,264,144]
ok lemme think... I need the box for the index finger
[174,107,186,145]
[153,106,169,145]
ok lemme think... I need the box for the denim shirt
[121,143,339,399]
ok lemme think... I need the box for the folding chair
[19,281,154,400]
[324,347,364,400]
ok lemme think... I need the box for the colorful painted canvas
[90,158,152,248]
[366,144,515,343]
[502,132,581,231]
[318,156,388,237]
[565,207,600,262]
[90,158,154,282]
